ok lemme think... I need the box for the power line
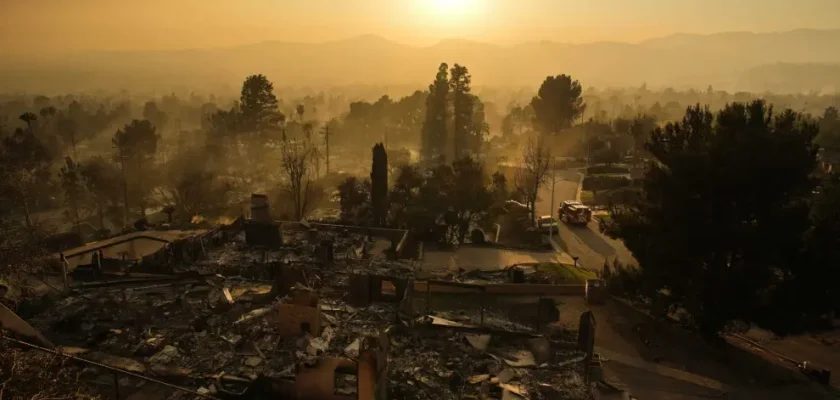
[0,334,222,400]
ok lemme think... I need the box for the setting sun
[414,0,484,22]
[427,0,476,16]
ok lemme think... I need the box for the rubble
[16,218,592,400]
[271,290,323,338]
[344,338,361,358]
[149,345,181,365]
[244,356,263,367]
[0,303,55,348]
[387,325,587,400]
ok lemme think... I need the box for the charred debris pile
[10,209,593,400]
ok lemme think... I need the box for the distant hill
[2,29,840,94]
[737,63,840,94]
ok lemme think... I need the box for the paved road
[559,298,834,400]
[734,327,840,389]
[535,170,637,272]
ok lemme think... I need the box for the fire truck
[558,200,592,226]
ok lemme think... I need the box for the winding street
[534,169,637,271]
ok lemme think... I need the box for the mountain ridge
[42,28,840,53]
[2,29,839,94]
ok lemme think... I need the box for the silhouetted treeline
[2,80,839,237]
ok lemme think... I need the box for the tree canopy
[342,92,426,149]
[239,74,284,133]
[531,74,586,135]
[338,176,371,224]
[113,119,158,161]
[450,64,474,159]
[387,157,496,245]
[113,119,159,217]
[609,100,822,335]
[817,106,840,150]
[422,63,450,164]
[800,173,840,322]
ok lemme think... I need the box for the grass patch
[597,214,612,224]
[580,190,595,205]
[533,262,597,284]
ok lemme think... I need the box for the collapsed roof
[5,219,592,400]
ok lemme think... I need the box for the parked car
[536,215,559,234]
[503,199,532,214]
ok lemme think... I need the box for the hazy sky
[2,0,840,53]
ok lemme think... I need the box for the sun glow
[418,0,482,20]
[428,0,475,15]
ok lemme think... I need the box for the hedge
[586,165,630,175]
[582,176,632,191]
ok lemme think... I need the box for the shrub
[605,187,640,205]
[605,259,643,298]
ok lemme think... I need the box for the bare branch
[514,135,552,219]
[280,139,316,220]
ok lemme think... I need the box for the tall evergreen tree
[450,64,474,159]
[238,74,285,173]
[371,143,388,227]
[422,63,449,164]
[531,74,586,135]
[610,100,820,336]
[239,74,283,133]
[58,157,84,235]
[1,126,52,229]
[79,157,120,230]
[113,119,159,218]
[470,95,490,154]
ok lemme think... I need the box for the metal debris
[22,221,589,400]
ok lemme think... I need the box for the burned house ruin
[1,209,603,400]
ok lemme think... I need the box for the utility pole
[549,160,557,241]
[581,114,591,176]
[117,145,129,229]
[323,125,330,175]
